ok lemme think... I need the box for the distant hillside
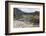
[14,8,39,16]
[23,11,39,15]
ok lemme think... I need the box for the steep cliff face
[14,8,23,17]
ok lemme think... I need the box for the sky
[18,8,40,13]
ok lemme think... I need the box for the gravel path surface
[13,20,34,28]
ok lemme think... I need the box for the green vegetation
[14,15,35,24]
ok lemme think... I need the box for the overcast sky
[18,8,40,13]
